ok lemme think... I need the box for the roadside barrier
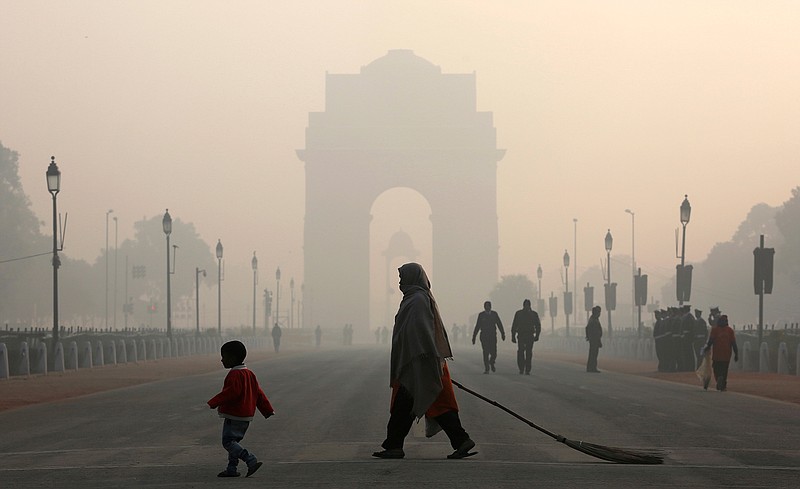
[18,342,30,376]
[117,340,127,364]
[66,341,78,370]
[777,342,789,375]
[0,343,8,379]
[105,341,117,366]
[53,342,65,372]
[93,341,104,367]
[80,341,93,369]
[759,342,770,373]
[34,342,48,374]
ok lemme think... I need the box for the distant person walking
[373,262,476,460]
[207,340,274,478]
[585,305,603,373]
[271,323,282,353]
[315,324,322,347]
[510,299,541,375]
[700,314,738,391]
[472,301,505,373]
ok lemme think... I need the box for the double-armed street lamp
[216,239,223,335]
[195,267,206,336]
[604,229,614,338]
[252,252,258,333]
[46,157,61,348]
[163,209,173,339]
[563,250,571,336]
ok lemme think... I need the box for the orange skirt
[391,362,459,418]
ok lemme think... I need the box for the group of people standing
[653,305,739,391]
[653,306,715,373]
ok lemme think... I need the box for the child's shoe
[246,461,263,477]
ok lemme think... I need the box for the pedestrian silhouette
[510,299,541,375]
[471,301,505,373]
[373,263,476,460]
[585,305,602,373]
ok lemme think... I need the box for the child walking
[208,340,275,478]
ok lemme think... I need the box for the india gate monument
[297,49,505,335]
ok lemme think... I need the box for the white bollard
[53,342,65,372]
[741,341,753,371]
[117,340,127,364]
[106,341,117,365]
[777,342,789,375]
[0,343,9,379]
[759,342,770,373]
[93,341,104,366]
[130,340,138,363]
[34,342,48,375]
[66,341,78,370]
[139,339,147,362]
[18,342,30,376]
[80,342,93,369]
[150,339,157,360]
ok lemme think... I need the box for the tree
[488,274,537,325]
[117,214,217,330]
[0,142,54,325]
[774,187,800,288]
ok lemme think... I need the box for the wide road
[1,344,798,488]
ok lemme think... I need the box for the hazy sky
[2,1,799,321]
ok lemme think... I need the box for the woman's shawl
[390,263,453,417]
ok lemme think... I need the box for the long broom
[451,379,665,464]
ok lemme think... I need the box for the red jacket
[708,326,738,362]
[208,366,274,421]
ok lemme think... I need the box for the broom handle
[452,379,563,442]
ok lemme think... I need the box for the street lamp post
[536,265,542,301]
[162,209,173,339]
[677,195,692,306]
[604,229,614,338]
[216,239,223,335]
[251,252,258,333]
[563,250,570,337]
[46,157,61,351]
[625,209,635,331]
[195,267,206,337]
[536,264,543,316]
[290,278,295,329]
[105,209,113,330]
[275,267,281,328]
[573,218,578,321]
[113,216,118,330]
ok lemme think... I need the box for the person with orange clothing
[372,263,475,460]
[700,314,739,391]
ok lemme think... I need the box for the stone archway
[297,49,504,336]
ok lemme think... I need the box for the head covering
[718,315,729,327]
[391,263,453,417]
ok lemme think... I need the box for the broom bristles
[562,439,666,464]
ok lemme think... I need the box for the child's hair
[221,340,247,363]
